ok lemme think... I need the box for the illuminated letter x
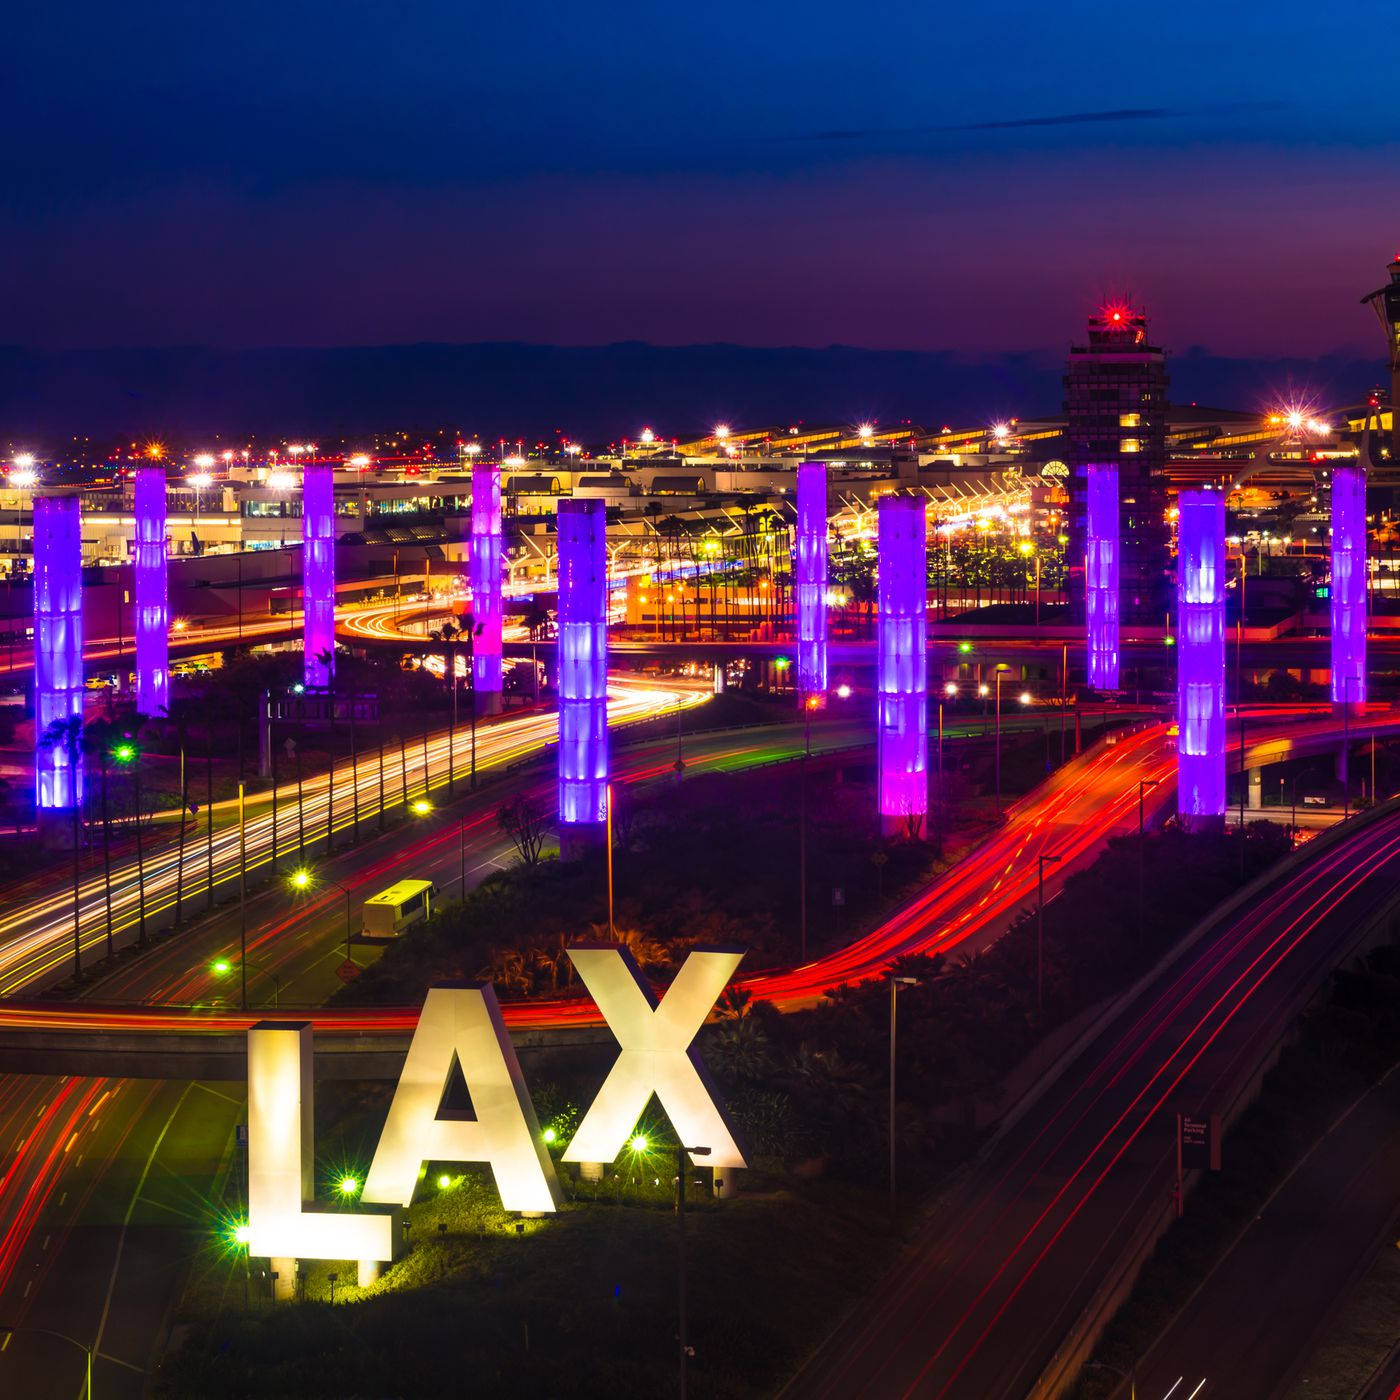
[563,946,746,1169]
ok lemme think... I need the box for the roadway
[778,801,1400,1400]
[1115,1065,1400,1400]
[0,710,880,1399]
[0,673,707,994]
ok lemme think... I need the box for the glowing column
[34,495,83,814]
[1085,463,1120,691]
[302,465,335,687]
[133,467,169,718]
[877,496,927,836]
[557,499,608,844]
[470,463,503,714]
[1330,462,1366,710]
[794,461,828,702]
[1177,489,1226,826]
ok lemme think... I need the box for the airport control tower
[1064,305,1171,642]
[1361,252,1400,460]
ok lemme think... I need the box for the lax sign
[246,946,744,1265]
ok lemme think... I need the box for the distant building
[1064,306,1171,628]
[1361,252,1400,460]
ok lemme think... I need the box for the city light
[302,464,336,687]
[836,683,852,699]
[629,1133,648,1154]
[639,427,656,444]
[1085,462,1120,691]
[233,1223,251,1246]
[192,453,216,468]
[471,463,504,707]
[347,453,371,468]
[134,466,169,719]
[338,1175,360,1196]
[290,868,312,889]
[945,682,958,697]
[112,742,136,763]
[794,461,829,702]
[186,472,214,490]
[211,958,232,976]
[1177,489,1226,824]
[33,495,83,814]
[714,424,730,439]
[12,453,35,470]
[411,799,432,816]
[1019,691,1032,706]
[857,423,874,440]
[992,422,1010,442]
[7,466,37,489]
[542,1126,557,1145]
[437,1173,452,1189]
[1331,460,1367,706]
[557,499,609,831]
[267,470,296,491]
[877,496,927,836]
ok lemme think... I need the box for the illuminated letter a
[363,984,561,1213]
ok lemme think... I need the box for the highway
[778,801,1400,1400]
[0,673,706,994]
[1116,1066,1400,1400]
[0,713,879,1399]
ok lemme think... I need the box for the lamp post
[1137,779,1160,939]
[1037,853,1062,1013]
[889,973,920,1219]
[676,1142,711,1400]
[994,665,1009,816]
[0,1322,92,1398]
[290,867,355,963]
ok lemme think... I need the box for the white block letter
[563,946,746,1169]
[362,984,561,1213]
[247,1021,397,1263]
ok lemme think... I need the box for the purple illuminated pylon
[133,467,169,717]
[1177,489,1226,825]
[302,465,335,687]
[557,499,608,832]
[33,495,83,811]
[470,464,503,710]
[1330,461,1366,708]
[794,461,829,702]
[1085,463,1120,691]
[877,496,927,835]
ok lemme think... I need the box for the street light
[889,974,920,1219]
[289,866,356,964]
[994,664,1010,816]
[0,1323,92,1397]
[1036,854,1062,1012]
[676,1142,711,1400]
[1137,779,1160,938]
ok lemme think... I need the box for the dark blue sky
[5,0,1397,355]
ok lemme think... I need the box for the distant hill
[0,341,1382,443]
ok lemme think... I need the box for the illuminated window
[1118,413,1141,428]
[1121,438,1141,454]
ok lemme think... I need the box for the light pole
[1137,779,1160,939]
[676,1142,711,1400]
[889,973,920,1219]
[994,665,1009,816]
[290,867,355,963]
[800,694,818,962]
[1037,853,1061,1013]
[0,1322,92,1397]
[605,783,616,940]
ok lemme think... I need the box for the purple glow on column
[1330,462,1366,707]
[877,496,927,831]
[557,499,608,828]
[470,463,503,698]
[33,496,83,810]
[1085,463,1120,691]
[794,461,828,700]
[302,465,335,688]
[1177,489,1226,824]
[133,467,169,717]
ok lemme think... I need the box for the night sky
[6,0,1398,357]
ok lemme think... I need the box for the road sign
[1178,1112,1221,1173]
[336,959,361,984]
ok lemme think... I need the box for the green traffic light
[958,641,972,655]
[112,743,136,763]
